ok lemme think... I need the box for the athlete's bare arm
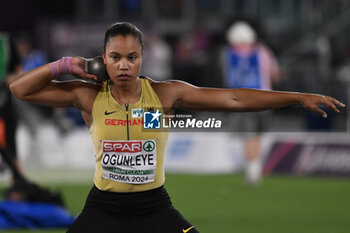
[152,80,344,118]
[9,57,99,127]
[9,57,97,106]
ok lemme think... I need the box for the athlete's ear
[102,50,106,64]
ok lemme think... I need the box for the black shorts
[67,185,200,233]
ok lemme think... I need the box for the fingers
[323,98,340,113]
[329,97,345,108]
[301,94,345,118]
[311,95,346,118]
[72,64,98,80]
[84,73,98,80]
[313,106,328,118]
[322,96,345,114]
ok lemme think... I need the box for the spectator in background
[15,33,51,132]
[2,33,66,207]
[15,33,57,165]
[174,25,211,87]
[222,21,281,184]
[141,30,172,81]
[17,33,85,132]
[16,33,47,73]
[0,31,23,194]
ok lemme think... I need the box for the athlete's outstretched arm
[162,80,344,118]
[9,57,97,108]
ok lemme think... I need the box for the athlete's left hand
[299,93,345,118]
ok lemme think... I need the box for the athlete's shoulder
[144,76,196,108]
[144,76,191,91]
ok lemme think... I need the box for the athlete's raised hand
[9,56,101,109]
[299,93,345,118]
[71,57,98,80]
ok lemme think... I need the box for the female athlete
[9,22,344,233]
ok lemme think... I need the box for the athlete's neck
[110,78,141,105]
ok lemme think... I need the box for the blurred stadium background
[1,0,350,232]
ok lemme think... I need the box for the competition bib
[101,139,157,184]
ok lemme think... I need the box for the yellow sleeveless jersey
[89,77,168,193]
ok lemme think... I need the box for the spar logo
[143,140,155,152]
[143,110,161,129]
[103,141,142,153]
